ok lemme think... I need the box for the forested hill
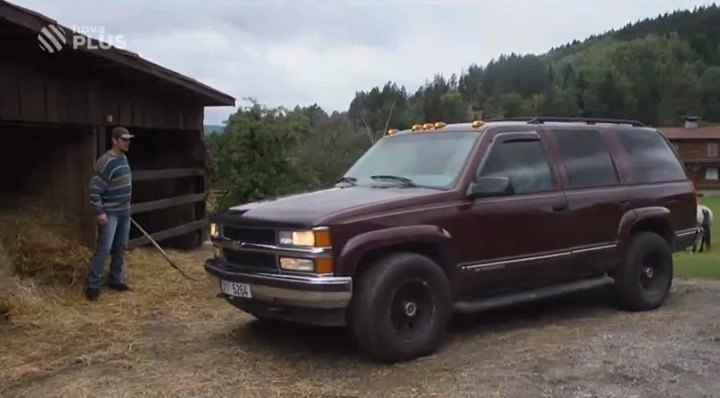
[348,3,720,134]
[549,4,720,63]
[207,4,720,208]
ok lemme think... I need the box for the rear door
[544,127,626,274]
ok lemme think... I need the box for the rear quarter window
[615,128,687,184]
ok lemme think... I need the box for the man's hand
[96,213,108,225]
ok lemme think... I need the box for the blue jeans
[87,213,131,289]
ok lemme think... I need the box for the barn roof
[657,126,720,140]
[0,0,235,107]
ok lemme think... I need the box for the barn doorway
[0,123,93,219]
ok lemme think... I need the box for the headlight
[278,228,331,247]
[279,257,314,272]
[210,223,220,238]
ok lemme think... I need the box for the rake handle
[130,217,200,282]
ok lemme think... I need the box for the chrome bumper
[204,258,352,309]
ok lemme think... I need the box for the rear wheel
[612,231,673,311]
[350,252,451,363]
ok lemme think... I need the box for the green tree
[701,66,720,121]
[210,101,317,210]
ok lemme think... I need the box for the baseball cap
[112,126,135,140]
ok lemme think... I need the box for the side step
[452,275,615,315]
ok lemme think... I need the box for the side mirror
[468,176,514,199]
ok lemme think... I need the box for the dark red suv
[205,117,698,362]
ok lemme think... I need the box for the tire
[612,231,673,311]
[350,252,452,363]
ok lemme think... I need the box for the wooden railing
[128,167,208,249]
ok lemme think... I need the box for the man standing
[86,126,134,301]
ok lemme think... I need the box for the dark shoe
[108,282,131,292]
[85,287,100,301]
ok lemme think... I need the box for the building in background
[659,116,720,192]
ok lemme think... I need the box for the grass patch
[674,196,720,279]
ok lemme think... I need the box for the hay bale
[0,196,92,287]
[0,240,15,317]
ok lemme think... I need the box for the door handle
[552,201,569,212]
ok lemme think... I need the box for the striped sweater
[88,151,132,215]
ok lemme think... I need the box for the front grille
[222,226,276,245]
[223,249,277,270]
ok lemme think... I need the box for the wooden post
[80,125,100,246]
[97,124,107,155]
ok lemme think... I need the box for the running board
[452,275,615,315]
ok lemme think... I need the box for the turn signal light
[313,228,332,247]
[314,257,334,274]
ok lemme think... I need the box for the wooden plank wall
[0,36,205,132]
[675,139,720,161]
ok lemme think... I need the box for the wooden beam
[132,167,205,181]
[128,219,207,248]
[131,193,206,214]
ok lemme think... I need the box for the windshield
[343,131,481,189]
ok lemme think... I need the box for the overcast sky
[13,0,716,125]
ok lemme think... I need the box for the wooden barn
[0,1,235,248]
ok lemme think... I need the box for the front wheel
[350,252,452,363]
[612,231,673,311]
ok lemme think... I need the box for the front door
[456,131,575,297]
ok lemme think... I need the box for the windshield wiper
[370,175,417,187]
[336,176,357,186]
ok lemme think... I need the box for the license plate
[220,280,252,298]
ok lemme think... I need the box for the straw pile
[0,196,95,317]
[0,196,214,387]
[0,240,15,317]
[0,197,85,319]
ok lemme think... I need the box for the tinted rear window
[551,129,618,189]
[616,128,687,183]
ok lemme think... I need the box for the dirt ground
[2,246,720,398]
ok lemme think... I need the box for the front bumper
[204,258,353,310]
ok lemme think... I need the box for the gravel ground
[2,272,720,398]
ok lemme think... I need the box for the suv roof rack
[487,116,646,127]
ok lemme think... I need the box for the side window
[708,142,719,158]
[480,137,554,194]
[551,129,619,189]
[616,129,688,183]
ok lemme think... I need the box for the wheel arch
[616,207,674,254]
[336,225,457,278]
